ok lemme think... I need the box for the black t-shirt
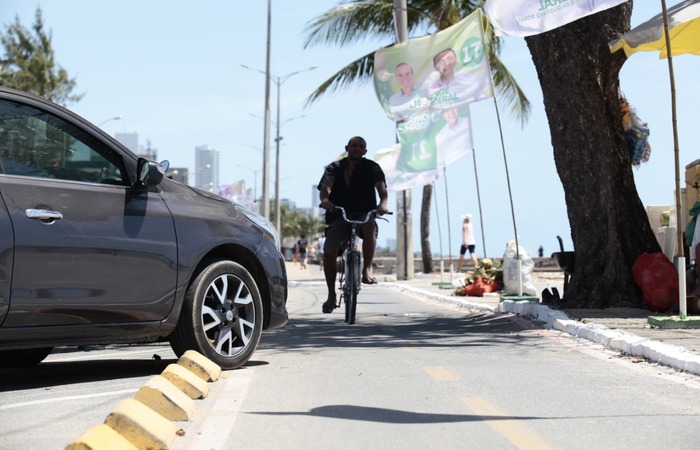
[297,238,308,253]
[318,157,385,222]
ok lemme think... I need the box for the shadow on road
[0,356,174,392]
[254,311,543,354]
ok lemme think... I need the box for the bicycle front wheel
[345,251,360,324]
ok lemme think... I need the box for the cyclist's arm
[319,184,334,211]
[375,180,389,215]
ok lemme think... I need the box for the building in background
[195,145,220,192]
[115,132,138,153]
[311,184,321,219]
[167,167,188,184]
[115,132,159,162]
[114,130,192,185]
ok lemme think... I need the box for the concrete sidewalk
[285,261,700,376]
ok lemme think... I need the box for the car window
[0,98,127,185]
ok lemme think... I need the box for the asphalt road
[174,283,700,450]
[0,343,177,449]
[2,283,700,449]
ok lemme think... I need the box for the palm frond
[489,51,530,127]
[303,1,398,48]
[304,50,376,106]
[303,0,435,49]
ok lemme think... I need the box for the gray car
[0,87,288,370]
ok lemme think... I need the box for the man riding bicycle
[318,136,389,314]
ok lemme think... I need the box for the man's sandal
[322,300,336,314]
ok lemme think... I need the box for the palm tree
[303,0,530,272]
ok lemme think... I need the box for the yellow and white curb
[65,350,221,450]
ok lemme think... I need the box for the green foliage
[0,7,83,106]
[279,204,325,241]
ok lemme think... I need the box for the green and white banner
[373,10,492,177]
[484,0,627,37]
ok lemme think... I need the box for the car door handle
[25,209,63,222]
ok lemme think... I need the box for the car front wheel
[170,260,263,370]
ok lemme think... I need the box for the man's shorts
[324,216,378,254]
[460,244,476,255]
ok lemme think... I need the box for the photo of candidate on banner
[373,10,493,174]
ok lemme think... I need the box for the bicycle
[333,206,391,324]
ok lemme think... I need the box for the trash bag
[632,252,678,312]
[620,91,651,167]
[502,241,537,296]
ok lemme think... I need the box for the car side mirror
[135,158,166,189]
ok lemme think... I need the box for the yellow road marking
[461,397,554,450]
[423,366,459,381]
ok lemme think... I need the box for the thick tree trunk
[421,184,433,273]
[526,4,661,308]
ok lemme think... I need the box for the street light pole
[273,66,316,234]
[261,0,272,220]
[238,164,260,203]
[97,115,123,127]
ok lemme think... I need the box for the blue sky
[3,1,699,259]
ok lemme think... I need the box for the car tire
[0,347,53,368]
[170,260,263,370]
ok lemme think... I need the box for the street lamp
[241,64,272,219]
[241,64,316,232]
[248,113,304,229]
[97,115,123,127]
[272,68,317,234]
[273,112,308,234]
[237,164,261,204]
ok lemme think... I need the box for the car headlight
[235,205,281,251]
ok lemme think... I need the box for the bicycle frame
[335,207,376,324]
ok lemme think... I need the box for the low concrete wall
[372,256,562,275]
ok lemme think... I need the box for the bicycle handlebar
[331,206,393,224]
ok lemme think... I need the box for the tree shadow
[253,309,544,356]
[251,404,542,423]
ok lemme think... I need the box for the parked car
[0,87,288,369]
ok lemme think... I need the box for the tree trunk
[421,184,433,273]
[525,4,661,308]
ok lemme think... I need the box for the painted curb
[65,351,221,450]
[135,375,196,421]
[65,423,138,450]
[162,363,210,399]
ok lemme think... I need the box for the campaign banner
[373,138,471,192]
[218,180,253,208]
[484,0,627,37]
[373,10,491,173]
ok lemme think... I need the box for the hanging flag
[484,0,627,37]
[374,139,471,192]
[374,145,441,191]
[373,9,491,175]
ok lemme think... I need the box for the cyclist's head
[346,136,367,158]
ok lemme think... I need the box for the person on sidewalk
[317,235,326,271]
[318,136,389,314]
[457,213,478,272]
[297,234,308,270]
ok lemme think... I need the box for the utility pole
[261,0,272,219]
[394,0,413,280]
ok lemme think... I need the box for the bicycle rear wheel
[345,251,361,324]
